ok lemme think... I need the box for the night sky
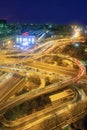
[0,0,87,24]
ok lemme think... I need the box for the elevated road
[0,38,86,130]
[0,74,25,104]
[0,55,85,115]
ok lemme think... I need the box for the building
[15,35,36,47]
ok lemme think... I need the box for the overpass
[0,38,86,130]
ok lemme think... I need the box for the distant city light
[71,26,82,39]
[22,42,28,46]
[73,42,80,48]
[7,40,11,44]
[20,38,22,42]
[32,38,34,43]
[75,43,79,47]
[16,38,19,42]
[73,32,80,38]
[85,48,87,52]
[29,38,31,42]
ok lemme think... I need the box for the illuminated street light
[73,42,80,48]
[7,40,11,44]
[68,104,72,109]
[7,40,12,48]
[85,48,87,52]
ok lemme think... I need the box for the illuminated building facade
[15,35,36,46]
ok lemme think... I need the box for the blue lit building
[15,35,36,47]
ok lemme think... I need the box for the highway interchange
[0,37,87,130]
